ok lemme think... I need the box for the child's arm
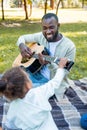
[0,127,2,130]
[37,58,68,99]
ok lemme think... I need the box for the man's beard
[46,31,58,42]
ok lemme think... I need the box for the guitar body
[12,42,45,74]
[25,59,43,73]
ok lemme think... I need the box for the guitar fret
[33,54,56,62]
[33,54,39,59]
[45,56,55,62]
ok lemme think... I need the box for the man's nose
[46,29,51,33]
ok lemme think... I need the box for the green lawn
[0,20,87,80]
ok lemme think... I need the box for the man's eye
[42,26,55,30]
[43,27,47,30]
[50,26,55,29]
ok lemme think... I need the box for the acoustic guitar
[12,42,74,74]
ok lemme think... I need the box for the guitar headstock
[64,61,74,71]
[54,58,74,71]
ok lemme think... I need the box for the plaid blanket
[0,78,87,130]
[49,78,87,130]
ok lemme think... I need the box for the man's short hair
[42,13,58,22]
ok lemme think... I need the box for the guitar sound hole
[21,58,29,63]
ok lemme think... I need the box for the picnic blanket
[49,78,87,130]
[0,78,87,130]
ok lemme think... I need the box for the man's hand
[19,43,33,58]
[38,53,50,65]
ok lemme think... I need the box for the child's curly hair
[0,67,29,100]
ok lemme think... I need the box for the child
[0,58,68,130]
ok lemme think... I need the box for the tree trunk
[44,0,48,14]
[67,0,71,7]
[1,0,4,20]
[61,0,64,8]
[82,0,84,8]
[28,3,32,17]
[23,0,28,19]
[50,0,54,9]
[56,0,61,15]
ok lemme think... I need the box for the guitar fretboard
[33,53,58,63]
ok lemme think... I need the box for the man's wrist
[19,43,25,49]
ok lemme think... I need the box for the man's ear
[58,23,60,27]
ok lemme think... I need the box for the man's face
[42,17,59,42]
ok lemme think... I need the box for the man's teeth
[47,34,52,38]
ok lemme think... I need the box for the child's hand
[38,53,50,65]
[58,58,68,68]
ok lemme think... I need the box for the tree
[50,0,55,9]
[1,0,4,20]
[56,0,61,15]
[27,0,32,17]
[23,0,33,19]
[82,0,84,8]
[44,0,48,14]
[23,0,28,19]
[60,0,64,8]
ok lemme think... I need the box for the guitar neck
[33,53,57,63]
[33,54,74,71]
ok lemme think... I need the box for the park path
[30,7,87,23]
[0,7,87,23]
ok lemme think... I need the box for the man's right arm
[16,33,43,58]
[19,43,33,58]
[16,34,36,58]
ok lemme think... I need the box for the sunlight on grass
[64,31,87,36]
[62,29,87,79]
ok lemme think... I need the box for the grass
[0,20,87,80]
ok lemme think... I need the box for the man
[16,13,76,100]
